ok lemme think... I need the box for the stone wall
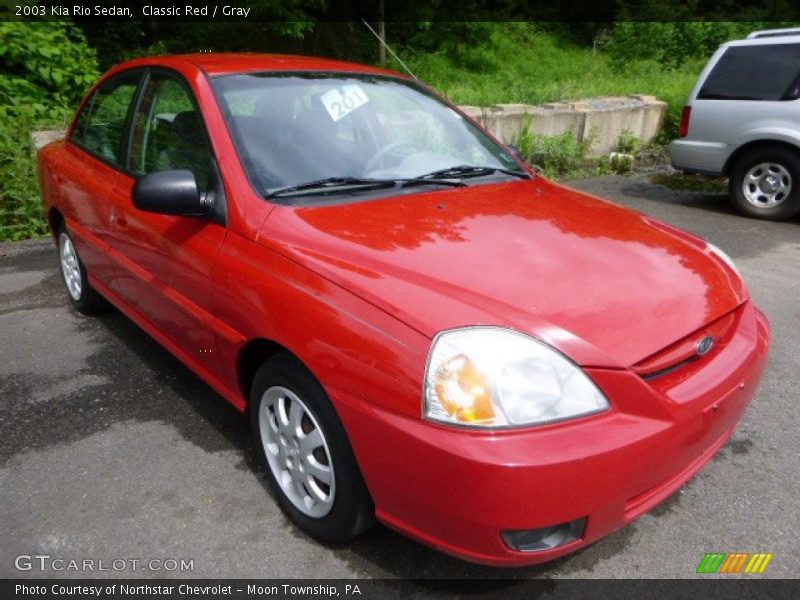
[458,96,667,157]
[31,129,66,151]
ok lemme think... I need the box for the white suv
[670,28,800,221]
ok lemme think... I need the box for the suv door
[64,69,143,287]
[112,69,229,381]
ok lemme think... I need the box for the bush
[604,21,785,70]
[526,130,588,178]
[0,22,99,240]
[617,129,642,155]
[0,109,52,240]
[0,21,99,117]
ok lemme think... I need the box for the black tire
[249,353,375,544]
[56,224,108,315]
[729,146,800,221]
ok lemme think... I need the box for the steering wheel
[365,140,422,172]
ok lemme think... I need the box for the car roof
[110,53,407,79]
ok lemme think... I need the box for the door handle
[110,213,128,227]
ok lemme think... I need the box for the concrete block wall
[459,96,667,157]
[31,129,66,151]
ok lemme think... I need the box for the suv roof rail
[747,27,800,39]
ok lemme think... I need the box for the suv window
[128,73,213,192]
[72,71,141,165]
[698,43,800,101]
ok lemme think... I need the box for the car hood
[260,179,747,368]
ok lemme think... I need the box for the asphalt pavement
[1,173,798,582]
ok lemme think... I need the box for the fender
[733,126,800,149]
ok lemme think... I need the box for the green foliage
[617,129,642,155]
[0,21,99,118]
[0,107,51,240]
[404,22,497,72]
[0,21,99,240]
[406,23,703,137]
[517,118,648,180]
[517,113,535,162]
[603,21,779,69]
[78,1,326,70]
[526,131,588,178]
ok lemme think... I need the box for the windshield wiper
[396,177,466,189]
[414,165,529,181]
[267,177,395,198]
[267,176,465,198]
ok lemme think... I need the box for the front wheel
[250,354,375,544]
[729,147,800,221]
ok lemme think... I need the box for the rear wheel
[57,224,108,314]
[250,353,375,544]
[729,146,800,221]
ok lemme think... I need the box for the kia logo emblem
[696,336,714,356]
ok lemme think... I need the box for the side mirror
[132,170,205,217]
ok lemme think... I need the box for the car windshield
[211,72,527,197]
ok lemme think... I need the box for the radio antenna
[360,19,418,80]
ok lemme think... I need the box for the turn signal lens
[433,354,495,424]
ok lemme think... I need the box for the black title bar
[3,0,800,22]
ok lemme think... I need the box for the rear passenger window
[698,44,800,101]
[72,71,141,165]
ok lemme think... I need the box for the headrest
[171,111,204,142]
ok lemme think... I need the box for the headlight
[423,327,609,429]
[706,242,740,277]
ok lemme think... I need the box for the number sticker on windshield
[320,85,369,122]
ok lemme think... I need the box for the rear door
[112,69,228,380]
[62,70,143,287]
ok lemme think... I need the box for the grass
[405,23,704,138]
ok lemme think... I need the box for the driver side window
[128,73,213,192]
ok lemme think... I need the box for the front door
[112,70,228,381]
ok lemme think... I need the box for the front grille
[631,308,740,381]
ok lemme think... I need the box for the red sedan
[37,54,770,566]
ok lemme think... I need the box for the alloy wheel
[59,233,82,301]
[258,386,335,518]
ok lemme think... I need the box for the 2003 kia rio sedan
[38,54,770,566]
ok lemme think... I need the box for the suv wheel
[729,146,800,221]
[250,353,375,544]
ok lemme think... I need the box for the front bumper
[333,302,770,566]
